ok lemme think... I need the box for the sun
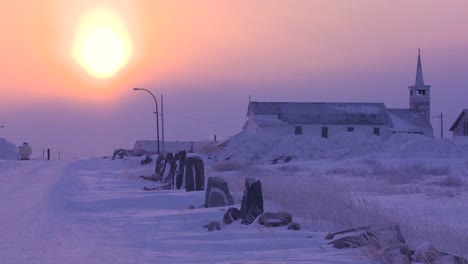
[72,7,132,79]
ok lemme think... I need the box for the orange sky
[1,1,468,155]
[3,0,466,105]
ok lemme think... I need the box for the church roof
[387,108,433,132]
[449,109,468,131]
[247,102,392,126]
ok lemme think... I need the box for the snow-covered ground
[1,132,467,263]
[0,157,370,264]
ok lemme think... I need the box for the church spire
[415,48,425,86]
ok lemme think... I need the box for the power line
[163,112,234,127]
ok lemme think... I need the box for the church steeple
[415,48,425,86]
[408,49,431,122]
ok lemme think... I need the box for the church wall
[256,123,391,138]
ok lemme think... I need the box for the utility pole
[161,94,165,153]
[437,112,444,138]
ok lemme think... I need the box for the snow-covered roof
[449,109,468,131]
[248,102,392,126]
[387,109,432,132]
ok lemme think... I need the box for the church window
[295,126,302,135]
[373,127,380,136]
[417,90,426,95]
[322,127,328,138]
[410,91,413,95]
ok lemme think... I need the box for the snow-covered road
[0,160,133,264]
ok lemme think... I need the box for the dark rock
[140,175,159,181]
[240,178,264,225]
[204,221,221,231]
[185,156,205,192]
[187,205,196,209]
[154,154,166,177]
[112,149,131,160]
[258,212,292,227]
[327,225,406,249]
[161,153,175,186]
[223,207,241,225]
[205,177,234,208]
[415,242,468,264]
[383,243,414,263]
[288,222,301,231]
[271,155,293,164]
[174,151,187,189]
[140,155,153,165]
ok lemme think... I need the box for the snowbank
[217,132,468,163]
[217,131,383,163]
[0,138,18,160]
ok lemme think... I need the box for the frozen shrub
[211,159,248,172]
[434,176,463,187]
[325,167,368,177]
[277,164,300,172]
[362,158,381,168]
[396,161,449,176]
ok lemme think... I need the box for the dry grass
[211,159,249,172]
[433,176,464,187]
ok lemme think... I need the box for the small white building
[449,109,468,137]
[243,50,434,138]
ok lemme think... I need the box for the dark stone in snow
[161,153,174,186]
[205,177,234,208]
[223,207,241,225]
[240,178,264,225]
[258,212,292,227]
[140,155,153,165]
[204,221,221,231]
[288,222,301,231]
[271,155,293,164]
[415,242,468,264]
[174,151,186,190]
[185,156,205,192]
[112,149,130,160]
[327,225,406,249]
[154,153,166,177]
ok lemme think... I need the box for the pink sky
[1,1,468,156]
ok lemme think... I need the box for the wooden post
[47,149,50,160]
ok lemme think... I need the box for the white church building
[243,50,434,138]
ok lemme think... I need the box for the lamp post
[133,88,160,154]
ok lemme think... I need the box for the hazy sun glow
[72,7,132,79]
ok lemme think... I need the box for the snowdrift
[0,138,18,160]
[217,132,468,163]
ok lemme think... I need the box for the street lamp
[133,88,160,154]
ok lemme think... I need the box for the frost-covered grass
[211,159,250,172]
[325,160,450,185]
[209,157,468,262]
[433,175,464,187]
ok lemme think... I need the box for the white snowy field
[1,132,468,263]
[209,132,468,261]
[0,157,370,264]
